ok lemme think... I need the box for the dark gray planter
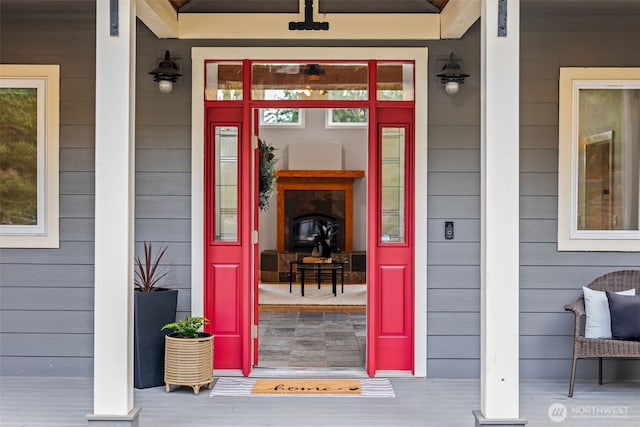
[134,289,178,389]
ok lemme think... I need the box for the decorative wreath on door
[258,139,278,211]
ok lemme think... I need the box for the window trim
[258,108,305,127]
[0,64,59,248]
[558,67,640,251]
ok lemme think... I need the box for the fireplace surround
[275,170,365,253]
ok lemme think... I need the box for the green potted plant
[162,316,213,395]
[258,138,278,211]
[133,241,178,389]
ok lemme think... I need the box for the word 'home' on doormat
[210,378,395,397]
[253,379,361,395]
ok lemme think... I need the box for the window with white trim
[0,65,59,248]
[558,67,640,251]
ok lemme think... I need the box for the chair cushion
[583,287,636,338]
[606,292,640,341]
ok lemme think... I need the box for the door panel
[205,106,250,370]
[369,107,414,372]
[379,265,407,335]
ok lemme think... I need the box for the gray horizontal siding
[0,311,94,334]
[0,334,93,357]
[428,289,480,312]
[0,265,93,287]
[428,125,479,149]
[515,18,640,381]
[520,125,558,149]
[136,125,191,149]
[520,219,557,243]
[0,10,193,377]
[136,172,191,195]
[427,265,480,289]
[520,172,556,196]
[427,172,479,195]
[136,196,191,219]
[428,149,480,172]
[60,125,95,148]
[60,172,95,194]
[60,148,94,171]
[427,196,480,218]
[427,243,481,265]
[2,5,640,382]
[0,288,93,311]
[426,13,640,381]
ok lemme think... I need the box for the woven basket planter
[164,332,213,395]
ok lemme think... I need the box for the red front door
[204,106,252,373]
[203,60,415,375]
[368,106,415,373]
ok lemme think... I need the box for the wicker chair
[564,270,640,397]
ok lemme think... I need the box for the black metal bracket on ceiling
[289,0,329,30]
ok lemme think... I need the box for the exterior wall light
[149,50,181,94]
[436,52,469,96]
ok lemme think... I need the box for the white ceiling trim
[135,0,476,40]
[440,0,481,39]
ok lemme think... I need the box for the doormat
[210,377,395,397]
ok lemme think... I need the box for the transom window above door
[204,61,414,102]
[252,62,368,101]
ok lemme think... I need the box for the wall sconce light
[436,52,469,96]
[149,50,181,94]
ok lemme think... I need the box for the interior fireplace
[285,188,345,252]
[275,170,364,253]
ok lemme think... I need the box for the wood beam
[440,0,480,39]
[179,11,440,40]
[136,0,179,39]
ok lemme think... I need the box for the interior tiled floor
[257,310,366,368]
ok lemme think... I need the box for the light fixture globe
[436,52,469,96]
[445,81,459,95]
[149,50,181,94]
[158,80,173,94]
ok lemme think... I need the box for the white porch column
[88,0,139,425]
[474,0,527,426]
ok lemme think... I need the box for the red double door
[204,80,414,376]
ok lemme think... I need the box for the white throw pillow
[583,287,636,338]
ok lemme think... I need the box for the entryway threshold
[249,367,368,379]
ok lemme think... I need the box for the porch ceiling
[169,1,450,14]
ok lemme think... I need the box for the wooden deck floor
[1,376,639,426]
